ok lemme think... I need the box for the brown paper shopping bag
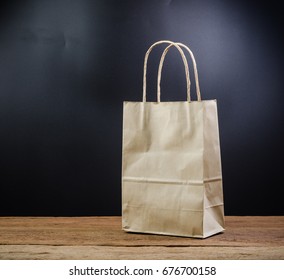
[122,41,225,238]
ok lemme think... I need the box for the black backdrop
[0,0,283,216]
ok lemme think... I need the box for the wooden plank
[0,245,283,260]
[0,216,283,259]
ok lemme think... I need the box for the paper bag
[122,41,225,238]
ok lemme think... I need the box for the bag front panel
[122,180,204,237]
[122,101,205,182]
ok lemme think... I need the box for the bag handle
[142,40,191,102]
[157,42,202,102]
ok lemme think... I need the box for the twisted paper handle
[143,40,202,102]
[142,40,190,102]
[157,42,201,102]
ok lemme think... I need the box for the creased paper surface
[122,101,225,238]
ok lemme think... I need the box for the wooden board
[0,216,283,259]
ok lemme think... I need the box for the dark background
[0,0,283,216]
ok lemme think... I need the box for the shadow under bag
[122,40,225,238]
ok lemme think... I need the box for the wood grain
[0,216,283,259]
